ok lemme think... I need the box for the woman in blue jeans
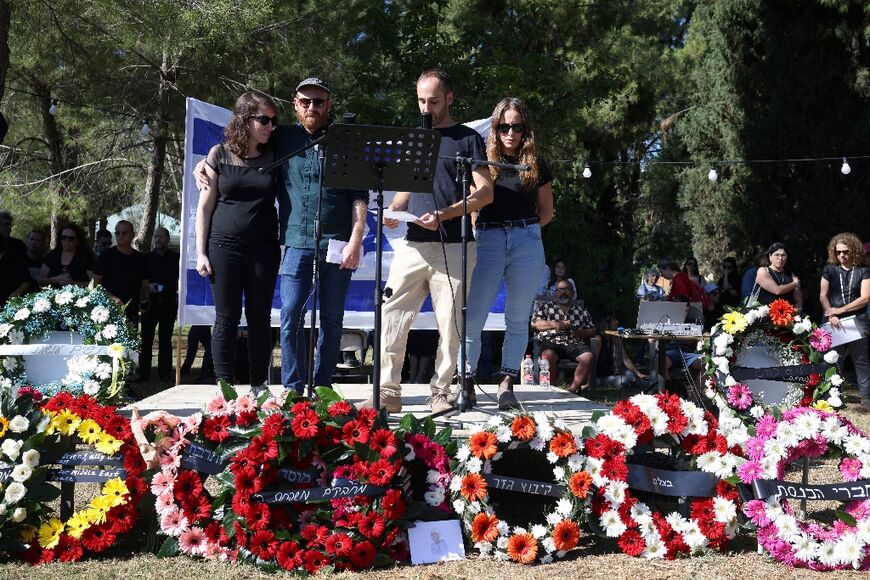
[457,97,553,409]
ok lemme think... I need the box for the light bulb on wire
[841,157,851,175]
[708,165,718,182]
[48,99,58,116]
[582,162,592,179]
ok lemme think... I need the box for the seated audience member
[0,235,31,306]
[546,257,577,296]
[404,329,438,384]
[717,256,741,308]
[595,314,648,388]
[531,280,596,393]
[24,229,45,291]
[92,220,149,325]
[94,229,113,257]
[682,256,705,287]
[0,211,26,257]
[704,283,724,331]
[39,224,94,287]
[636,268,665,301]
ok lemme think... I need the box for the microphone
[342,112,357,125]
[421,112,432,130]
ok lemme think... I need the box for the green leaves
[218,378,237,402]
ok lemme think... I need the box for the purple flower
[746,437,766,460]
[839,458,863,482]
[726,383,753,410]
[755,415,779,439]
[738,460,764,484]
[743,499,772,526]
[809,328,832,353]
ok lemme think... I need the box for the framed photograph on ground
[408,519,465,565]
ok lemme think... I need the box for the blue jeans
[280,247,352,393]
[462,223,544,376]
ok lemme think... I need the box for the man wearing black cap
[194,78,367,393]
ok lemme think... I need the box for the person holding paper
[820,232,870,409]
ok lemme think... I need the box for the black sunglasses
[496,123,525,134]
[296,97,327,109]
[249,115,278,126]
[836,250,850,255]
[60,235,77,241]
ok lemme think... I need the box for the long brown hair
[224,91,278,157]
[486,97,539,188]
[826,232,864,265]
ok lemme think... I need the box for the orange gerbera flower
[548,432,578,458]
[470,512,500,543]
[569,471,592,499]
[769,298,795,327]
[469,431,498,459]
[506,532,538,564]
[511,415,536,441]
[552,520,580,552]
[460,473,488,502]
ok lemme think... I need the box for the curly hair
[826,232,864,265]
[486,98,539,189]
[54,222,93,260]
[224,91,278,157]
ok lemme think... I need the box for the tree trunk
[0,1,10,101]
[135,50,173,251]
[38,85,66,248]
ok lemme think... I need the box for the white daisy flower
[13,308,30,321]
[601,510,627,538]
[466,457,483,474]
[8,415,28,433]
[712,497,737,523]
[531,524,547,539]
[33,298,51,313]
[456,445,471,462]
[553,466,565,480]
[555,498,573,516]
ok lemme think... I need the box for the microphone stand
[430,154,529,418]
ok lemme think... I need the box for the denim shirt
[274,123,368,250]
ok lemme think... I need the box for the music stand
[321,123,440,410]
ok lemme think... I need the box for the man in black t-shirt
[0,211,26,258]
[0,235,31,306]
[93,220,149,326]
[364,69,493,415]
[138,227,180,382]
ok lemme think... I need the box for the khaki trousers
[379,240,475,396]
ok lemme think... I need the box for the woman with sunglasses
[38,223,94,287]
[751,242,801,307]
[820,232,870,408]
[682,256,706,287]
[195,91,280,392]
[460,97,553,409]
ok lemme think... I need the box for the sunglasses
[496,123,525,134]
[250,115,278,126]
[60,235,77,241]
[296,97,327,109]
[836,249,850,255]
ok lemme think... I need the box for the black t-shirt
[478,157,552,224]
[0,251,30,306]
[206,144,279,245]
[757,267,796,306]
[822,264,870,316]
[94,247,148,309]
[24,254,43,287]
[42,249,93,285]
[3,236,26,258]
[146,250,180,298]
[406,123,486,243]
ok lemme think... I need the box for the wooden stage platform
[124,383,610,436]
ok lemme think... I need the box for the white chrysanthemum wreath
[0,285,138,404]
[449,413,591,564]
[584,392,745,559]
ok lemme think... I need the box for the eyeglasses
[496,123,525,134]
[296,97,326,109]
[249,115,278,126]
[60,235,77,241]
[556,287,573,293]
[836,249,850,255]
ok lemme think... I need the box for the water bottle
[521,355,534,385]
[539,358,550,388]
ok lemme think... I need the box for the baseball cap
[295,77,331,94]
[704,283,719,294]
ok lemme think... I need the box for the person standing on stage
[363,68,494,414]
[195,91,281,391]
[92,220,149,326]
[194,80,367,394]
[820,232,870,409]
[459,97,553,410]
[138,226,180,383]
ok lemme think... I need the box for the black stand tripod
[430,153,528,419]
[320,123,440,409]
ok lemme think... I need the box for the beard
[297,110,326,133]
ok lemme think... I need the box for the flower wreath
[585,393,744,559]
[739,407,870,570]
[0,285,138,404]
[224,387,419,574]
[395,413,455,515]
[20,393,146,564]
[450,412,591,564]
[705,299,843,430]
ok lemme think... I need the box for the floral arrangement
[394,413,455,514]
[20,393,146,564]
[739,407,870,570]
[705,299,843,424]
[585,393,744,559]
[450,412,590,564]
[0,285,138,404]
